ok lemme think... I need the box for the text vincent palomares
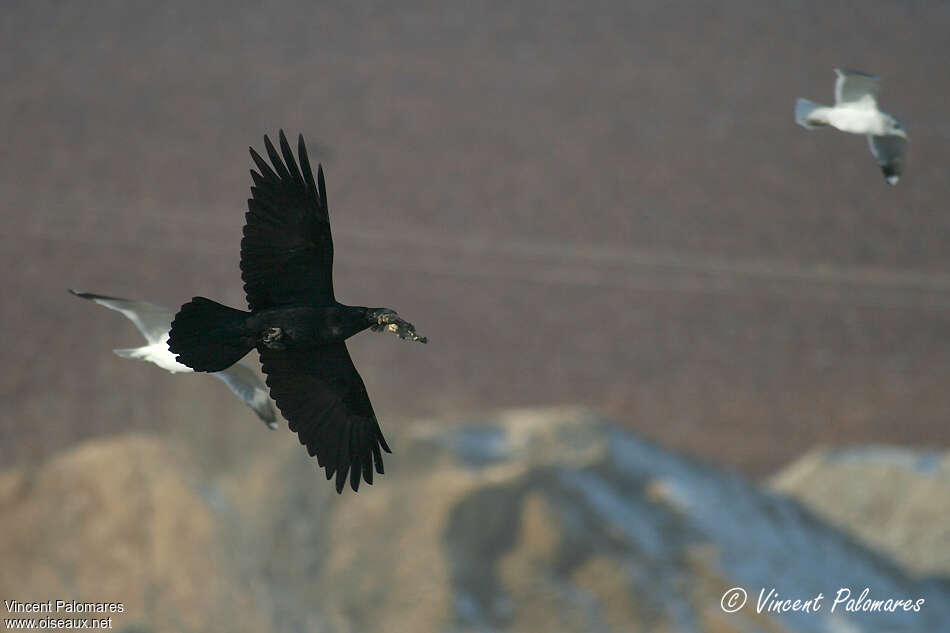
[4,600,125,614]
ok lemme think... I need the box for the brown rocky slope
[1,408,947,633]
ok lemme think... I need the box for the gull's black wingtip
[69,289,106,301]
[881,164,901,186]
[834,67,880,80]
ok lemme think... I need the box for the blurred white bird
[70,289,278,429]
[795,68,908,185]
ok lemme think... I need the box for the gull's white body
[71,290,278,428]
[819,98,889,136]
[116,334,191,373]
[795,68,908,185]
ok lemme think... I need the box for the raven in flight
[169,131,426,493]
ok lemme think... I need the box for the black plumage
[168,131,426,493]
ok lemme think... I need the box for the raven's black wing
[241,131,334,311]
[260,343,391,493]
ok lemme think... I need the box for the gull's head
[886,116,909,140]
[368,308,428,343]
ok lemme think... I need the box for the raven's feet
[261,327,286,349]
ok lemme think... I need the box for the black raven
[168,131,426,493]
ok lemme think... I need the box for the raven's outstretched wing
[260,343,391,493]
[241,131,334,311]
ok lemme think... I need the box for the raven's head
[368,308,428,343]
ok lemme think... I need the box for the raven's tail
[795,98,830,130]
[168,297,254,372]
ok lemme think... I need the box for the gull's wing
[834,68,881,106]
[212,361,279,428]
[72,288,279,427]
[260,343,390,493]
[241,131,334,311]
[70,289,172,344]
[868,135,908,185]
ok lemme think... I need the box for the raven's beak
[372,310,428,343]
[384,318,427,343]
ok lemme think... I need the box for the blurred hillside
[2,1,950,476]
[772,445,950,579]
[1,408,947,633]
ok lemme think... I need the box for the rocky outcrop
[771,445,950,579]
[1,408,946,633]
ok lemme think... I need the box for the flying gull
[70,290,278,428]
[168,131,427,493]
[795,68,908,185]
